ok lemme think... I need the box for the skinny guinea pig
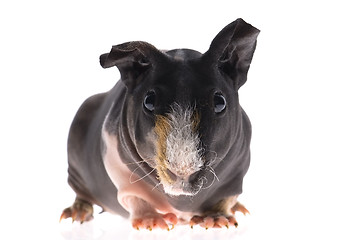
[60,18,260,230]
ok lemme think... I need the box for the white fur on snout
[165,104,203,178]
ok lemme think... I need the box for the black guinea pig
[60,18,260,230]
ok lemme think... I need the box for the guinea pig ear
[205,18,260,89]
[100,41,162,89]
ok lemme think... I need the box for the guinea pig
[60,18,260,230]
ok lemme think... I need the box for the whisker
[205,150,219,166]
[207,166,219,182]
[152,182,161,191]
[123,159,149,166]
[193,179,204,195]
[129,165,141,183]
[201,175,216,190]
[129,167,155,184]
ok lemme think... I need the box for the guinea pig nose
[166,169,178,182]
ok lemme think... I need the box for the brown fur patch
[191,110,200,132]
[154,115,173,184]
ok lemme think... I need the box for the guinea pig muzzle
[154,104,205,196]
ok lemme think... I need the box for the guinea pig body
[61,18,259,230]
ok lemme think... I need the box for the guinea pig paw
[190,215,238,229]
[60,199,94,224]
[132,213,178,231]
[230,202,250,215]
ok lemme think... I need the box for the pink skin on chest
[102,130,192,228]
[102,130,171,212]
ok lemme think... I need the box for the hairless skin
[60,18,259,230]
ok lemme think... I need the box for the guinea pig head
[100,18,259,197]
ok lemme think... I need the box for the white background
[1,0,360,239]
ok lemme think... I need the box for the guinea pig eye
[143,91,156,112]
[214,93,226,113]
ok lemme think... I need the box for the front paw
[190,214,238,229]
[60,198,93,224]
[132,212,178,231]
[190,201,249,229]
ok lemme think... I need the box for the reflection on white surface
[59,211,250,240]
